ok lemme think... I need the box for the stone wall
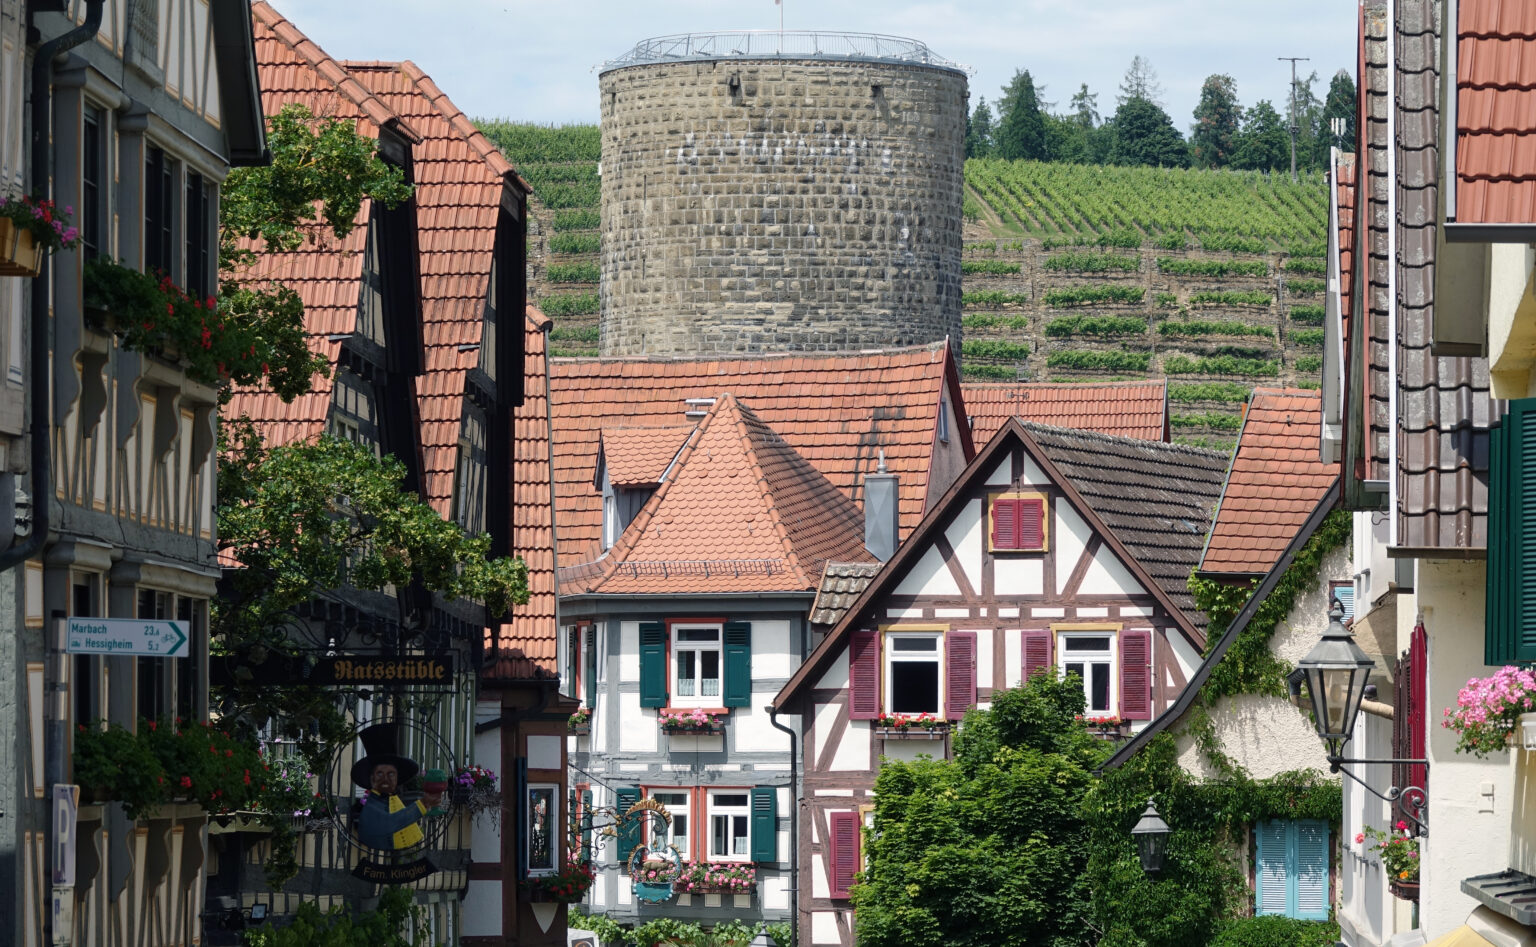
[598,58,966,356]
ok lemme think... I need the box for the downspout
[767,706,799,947]
[0,0,105,574]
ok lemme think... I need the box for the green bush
[1043,252,1140,273]
[963,195,982,222]
[538,293,600,316]
[1157,231,1189,250]
[546,262,600,283]
[963,291,1030,307]
[1169,382,1252,404]
[476,121,601,162]
[1282,257,1327,275]
[548,232,600,254]
[1296,355,1323,372]
[1289,304,1325,325]
[1286,278,1326,295]
[1172,412,1244,432]
[530,181,599,209]
[552,209,600,231]
[1158,321,1274,339]
[550,324,599,343]
[966,241,998,253]
[1198,233,1270,254]
[1101,227,1143,248]
[1047,350,1151,372]
[962,259,1022,275]
[1154,292,1179,308]
[1290,328,1325,347]
[961,363,1017,380]
[1044,286,1145,308]
[1046,316,1148,338]
[1158,257,1269,278]
[1286,239,1327,258]
[1189,291,1272,307]
[962,339,1030,360]
[1209,916,1340,947]
[964,314,1030,330]
[1164,355,1280,376]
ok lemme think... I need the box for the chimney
[864,451,899,562]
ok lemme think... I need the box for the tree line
[966,56,1357,172]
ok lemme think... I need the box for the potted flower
[451,763,502,819]
[675,860,758,894]
[524,858,596,903]
[1442,665,1536,757]
[1358,822,1420,900]
[73,722,166,819]
[874,712,947,736]
[0,193,79,276]
[658,708,727,733]
[569,706,592,734]
[1077,714,1124,736]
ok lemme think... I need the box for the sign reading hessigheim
[63,617,188,658]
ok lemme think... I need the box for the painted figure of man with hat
[352,723,442,851]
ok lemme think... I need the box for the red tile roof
[487,306,559,680]
[547,343,968,569]
[962,380,1167,446]
[560,395,873,596]
[600,426,693,487]
[1456,0,1536,224]
[1201,389,1337,575]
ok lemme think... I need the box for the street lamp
[1130,798,1170,875]
[1296,601,1429,834]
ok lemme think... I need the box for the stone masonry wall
[599,58,966,356]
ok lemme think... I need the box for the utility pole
[1278,56,1310,182]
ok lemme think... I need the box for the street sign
[63,617,188,658]
[52,785,76,886]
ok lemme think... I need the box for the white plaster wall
[619,620,639,682]
[470,716,503,863]
[993,557,1043,595]
[1338,711,1398,947]
[985,457,1011,486]
[831,718,871,772]
[1022,455,1047,485]
[751,618,794,679]
[817,650,849,690]
[1270,545,1352,664]
[1167,632,1201,683]
[1055,504,1091,594]
[947,499,983,592]
[880,739,944,763]
[893,545,960,596]
[734,704,791,753]
[1174,692,1333,781]
[1418,560,1513,939]
[460,879,501,937]
[1004,628,1022,689]
[762,875,790,911]
[810,910,839,944]
[617,690,658,753]
[1080,544,1144,596]
[810,846,830,899]
[969,627,993,690]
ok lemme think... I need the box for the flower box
[569,723,591,736]
[875,726,948,740]
[658,709,728,734]
[1389,879,1420,902]
[0,218,40,277]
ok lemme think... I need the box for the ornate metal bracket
[1328,755,1428,836]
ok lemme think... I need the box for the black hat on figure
[350,723,419,790]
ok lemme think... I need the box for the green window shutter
[723,621,752,708]
[514,758,529,878]
[580,789,594,860]
[1294,820,1329,920]
[1489,411,1513,663]
[584,625,598,710]
[750,786,778,863]
[615,786,641,864]
[639,622,667,707]
[1511,400,1536,661]
[1254,820,1289,916]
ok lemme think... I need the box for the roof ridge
[1020,420,1227,461]
[548,340,949,367]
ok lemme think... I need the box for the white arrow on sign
[63,617,189,658]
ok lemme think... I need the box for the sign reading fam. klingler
[63,618,188,658]
[352,857,436,884]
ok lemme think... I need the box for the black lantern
[1297,602,1376,759]
[1131,798,1170,875]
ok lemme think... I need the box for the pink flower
[1354,833,1365,844]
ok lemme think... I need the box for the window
[184,171,210,299]
[527,784,558,875]
[1329,581,1355,621]
[937,397,950,443]
[885,632,941,715]
[672,624,721,706]
[71,573,101,728]
[990,494,1047,551]
[81,106,105,262]
[175,595,206,723]
[650,790,691,854]
[602,492,618,550]
[1058,633,1116,716]
[137,588,173,721]
[708,791,751,861]
[1255,819,1329,920]
[144,145,175,277]
[136,588,205,723]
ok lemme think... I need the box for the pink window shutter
[991,498,1018,549]
[848,630,881,720]
[1119,629,1152,720]
[1018,498,1045,549]
[1022,629,1053,681]
[829,811,861,899]
[945,631,977,720]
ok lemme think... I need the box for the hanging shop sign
[314,655,454,685]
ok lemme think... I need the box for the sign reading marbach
[312,655,454,685]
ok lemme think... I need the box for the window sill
[662,706,729,715]
[875,725,950,740]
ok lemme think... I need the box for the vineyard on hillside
[477,122,1330,449]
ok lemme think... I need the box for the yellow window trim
[987,490,1050,553]
[1048,622,1123,633]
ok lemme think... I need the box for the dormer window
[602,492,619,550]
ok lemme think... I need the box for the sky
[274,0,1356,133]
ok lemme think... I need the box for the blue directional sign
[64,617,189,658]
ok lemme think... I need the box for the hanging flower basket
[874,712,948,739]
[569,706,592,734]
[1389,879,1420,902]
[1443,666,1536,756]
[0,194,78,277]
[659,709,727,734]
[0,218,40,277]
[522,859,594,903]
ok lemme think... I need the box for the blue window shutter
[584,625,598,710]
[639,622,667,707]
[723,621,752,708]
[1294,820,1329,920]
[615,786,641,864]
[750,786,777,862]
[1334,586,1355,621]
[1254,820,1290,916]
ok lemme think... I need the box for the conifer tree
[1190,74,1242,168]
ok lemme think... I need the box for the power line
[1278,56,1310,182]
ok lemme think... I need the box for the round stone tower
[598,32,967,357]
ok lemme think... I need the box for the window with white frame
[672,624,722,706]
[1058,633,1116,716]
[885,632,942,715]
[527,783,558,875]
[708,791,751,861]
[650,790,691,855]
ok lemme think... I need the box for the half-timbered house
[4,1,267,944]
[770,419,1229,947]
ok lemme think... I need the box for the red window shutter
[945,631,977,720]
[1017,498,1045,549]
[991,498,1019,549]
[849,630,881,720]
[829,811,861,899]
[1022,629,1053,681]
[1119,629,1153,720]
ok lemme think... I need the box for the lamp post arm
[1327,756,1428,837]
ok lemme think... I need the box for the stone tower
[598,32,968,356]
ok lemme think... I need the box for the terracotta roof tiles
[600,426,693,487]
[1201,389,1337,575]
[962,380,1167,446]
[1455,0,1536,223]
